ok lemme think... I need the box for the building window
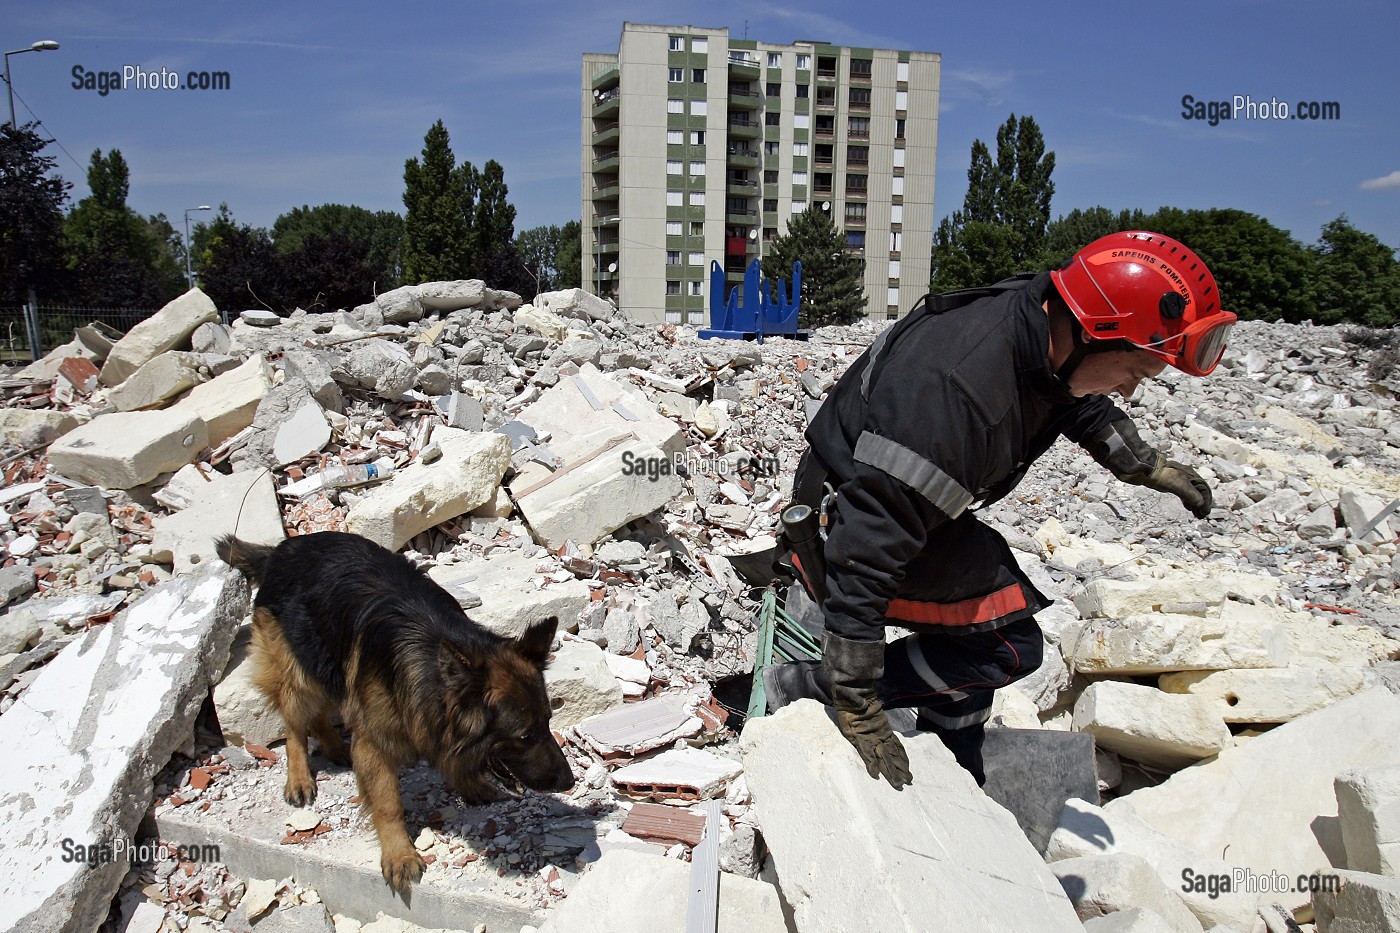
[765,112,781,126]
[795,54,810,70]
[892,175,905,196]
[689,250,705,265]
[792,171,808,186]
[691,100,708,116]
[669,67,684,82]
[815,114,835,136]
[764,169,779,184]
[850,58,872,79]
[846,230,866,249]
[845,203,867,223]
[888,286,900,308]
[792,199,807,214]
[793,142,808,156]
[669,36,683,52]
[690,280,704,296]
[693,37,708,53]
[815,143,833,163]
[817,56,837,78]
[690,221,704,236]
[816,86,837,107]
[690,130,706,145]
[666,221,683,236]
[766,81,781,97]
[764,226,779,241]
[888,259,901,279]
[849,87,871,110]
[846,174,868,194]
[849,116,870,138]
[895,117,906,139]
[796,84,809,99]
[897,61,910,82]
[890,230,902,252]
[690,191,706,206]
[668,99,684,114]
[847,145,869,166]
[667,130,684,145]
[794,113,810,129]
[666,281,682,295]
[667,160,683,174]
[690,160,706,176]
[896,90,908,111]
[893,148,906,169]
[667,251,682,266]
[666,310,682,323]
[667,191,684,206]
[763,198,778,213]
[764,140,781,155]
[891,203,903,224]
[693,68,706,83]
[768,52,782,67]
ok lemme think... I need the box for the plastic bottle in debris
[318,457,396,490]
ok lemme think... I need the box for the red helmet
[1049,231,1237,377]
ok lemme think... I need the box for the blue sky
[7,1,1399,253]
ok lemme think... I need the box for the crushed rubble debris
[3,283,1400,931]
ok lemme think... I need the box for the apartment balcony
[726,207,758,226]
[726,117,761,140]
[591,64,619,92]
[727,54,761,80]
[591,181,620,201]
[813,184,834,196]
[816,69,838,82]
[594,240,620,255]
[728,88,762,110]
[592,151,620,173]
[727,180,759,197]
[593,211,621,227]
[726,147,759,169]
[591,121,620,146]
[591,91,620,119]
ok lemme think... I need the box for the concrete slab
[534,848,788,933]
[101,288,220,386]
[108,351,205,411]
[1336,766,1400,876]
[1051,853,1204,932]
[1104,689,1400,881]
[153,468,284,575]
[0,569,248,933]
[542,640,623,730]
[742,700,1084,933]
[345,428,510,551]
[1158,666,1367,723]
[47,408,209,489]
[171,354,275,447]
[1312,870,1400,932]
[572,694,702,758]
[515,363,684,462]
[1073,681,1232,770]
[1062,612,1289,675]
[981,728,1099,853]
[427,550,588,640]
[0,408,78,449]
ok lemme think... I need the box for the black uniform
[793,272,1128,781]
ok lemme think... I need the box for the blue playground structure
[698,259,809,342]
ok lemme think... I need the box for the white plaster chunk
[1158,666,1366,723]
[100,288,220,387]
[170,353,274,446]
[48,408,209,489]
[543,640,624,730]
[427,548,589,639]
[1336,766,1400,876]
[152,468,284,575]
[1073,681,1232,770]
[1063,612,1288,675]
[1051,853,1205,932]
[273,400,332,466]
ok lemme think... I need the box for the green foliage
[1040,207,1152,268]
[194,206,279,312]
[554,220,583,291]
[1310,215,1400,327]
[0,123,70,303]
[62,148,183,306]
[761,205,865,327]
[271,203,403,290]
[932,114,1055,290]
[402,120,475,284]
[515,223,577,298]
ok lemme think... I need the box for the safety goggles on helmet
[1133,314,1235,377]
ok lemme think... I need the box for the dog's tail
[215,535,277,585]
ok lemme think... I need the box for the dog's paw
[284,775,318,807]
[380,844,425,895]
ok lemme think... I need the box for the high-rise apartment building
[582,23,940,325]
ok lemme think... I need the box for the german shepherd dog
[216,532,574,895]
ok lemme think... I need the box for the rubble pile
[3,282,1400,932]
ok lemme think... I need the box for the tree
[762,205,865,326]
[1311,215,1400,327]
[402,120,474,284]
[473,159,530,292]
[932,114,1056,290]
[0,123,69,305]
[555,220,583,290]
[515,224,562,299]
[195,205,281,312]
[1040,206,1152,267]
[272,203,403,291]
[63,148,183,307]
[275,232,377,312]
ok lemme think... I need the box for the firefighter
[767,231,1237,789]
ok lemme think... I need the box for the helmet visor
[1187,320,1233,376]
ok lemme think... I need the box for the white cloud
[1360,170,1400,191]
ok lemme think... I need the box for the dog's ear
[513,616,558,668]
[439,640,486,687]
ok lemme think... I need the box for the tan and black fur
[216,531,573,895]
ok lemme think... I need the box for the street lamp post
[4,40,59,129]
[183,205,212,290]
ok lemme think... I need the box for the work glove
[1083,420,1214,519]
[821,632,911,790]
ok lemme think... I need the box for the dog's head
[439,616,574,795]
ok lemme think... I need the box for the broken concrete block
[191,321,232,355]
[1052,853,1205,932]
[428,549,589,639]
[982,728,1100,853]
[1312,870,1400,931]
[533,288,614,322]
[213,623,284,747]
[0,408,78,449]
[1072,564,1281,620]
[1339,488,1397,545]
[514,304,569,342]
[990,682,1044,729]
[1336,766,1400,876]
[742,700,1084,932]
[1081,907,1181,933]
[1104,689,1400,881]
[535,848,787,933]
[100,287,220,386]
[543,640,623,730]
[1158,666,1366,723]
[573,694,702,758]
[516,364,685,460]
[273,400,332,466]
[48,408,209,489]
[0,569,247,932]
[438,391,484,431]
[0,605,42,654]
[345,428,510,551]
[108,351,205,411]
[374,284,423,323]
[414,279,485,312]
[1062,612,1288,674]
[1073,681,1231,770]
[170,353,274,446]
[1283,617,1400,668]
[250,903,335,932]
[1047,798,1262,930]
[283,351,344,413]
[611,748,743,801]
[342,339,417,399]
[0,565,37,610]
[152,468,284,575]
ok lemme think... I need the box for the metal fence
[0,304,152,364]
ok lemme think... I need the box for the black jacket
[802,272,1127,641]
